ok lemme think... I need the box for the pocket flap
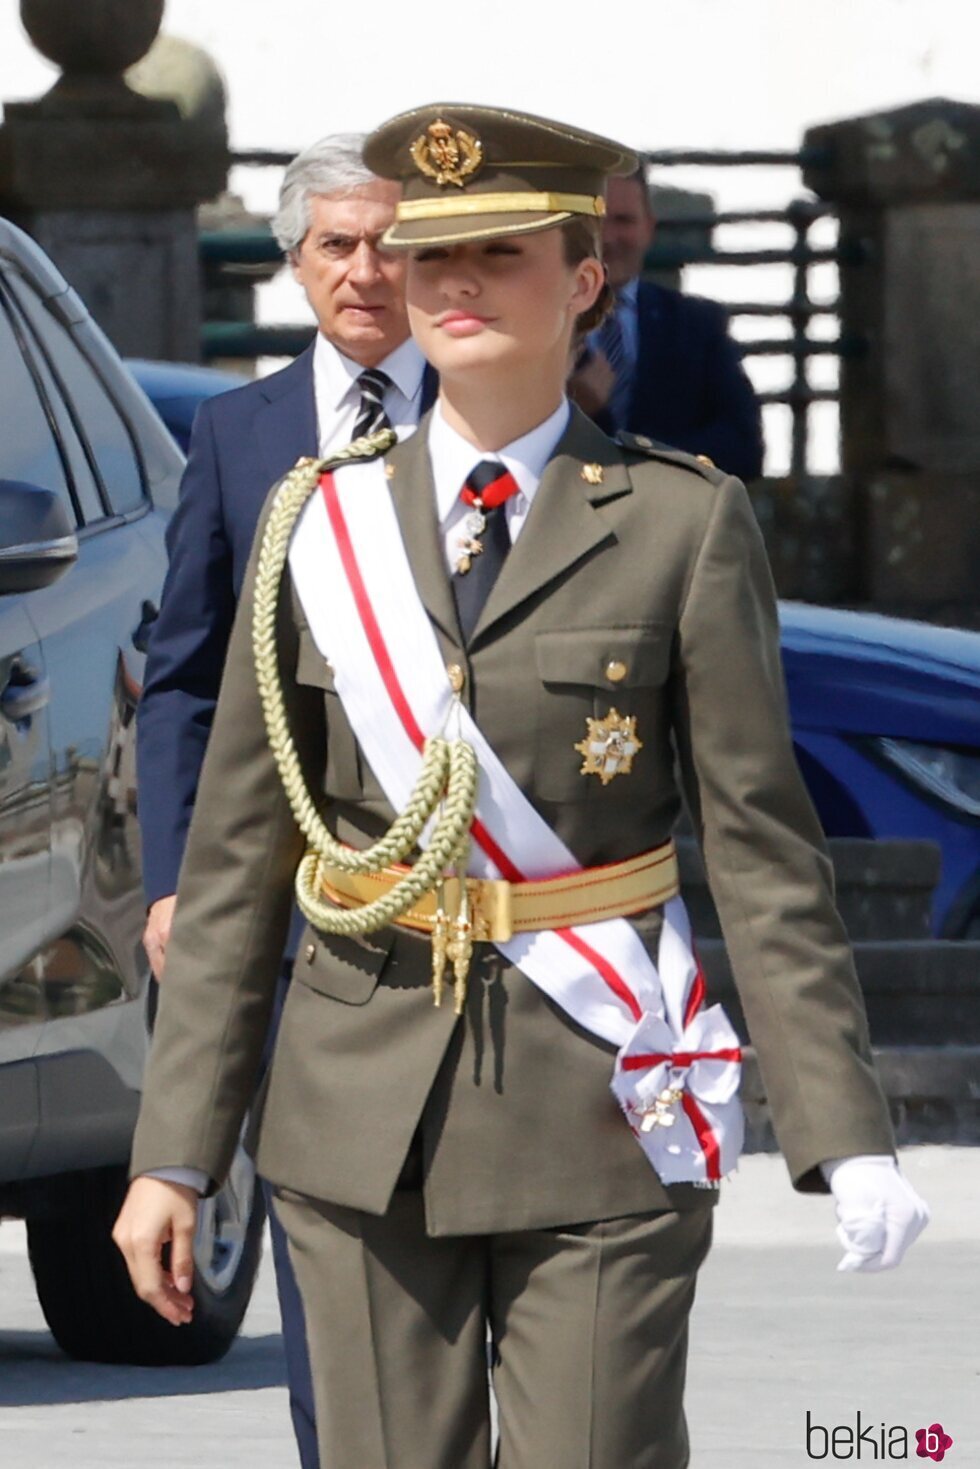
[534,626,672,688]
[295,924,396,1005]
[296,630,336,690]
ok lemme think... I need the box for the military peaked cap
[363,102,638,248]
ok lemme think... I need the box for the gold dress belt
[319,840,679,946]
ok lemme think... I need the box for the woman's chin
[425,338,515,378]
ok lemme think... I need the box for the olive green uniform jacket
[131,407,895,1235]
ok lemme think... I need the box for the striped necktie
[352,368,393,439]
[598,303,632,430]
[452,460,521,641]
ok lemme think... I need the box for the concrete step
[739,1046,980,1150]
[678,837,941,942]
[698,938,980,1046]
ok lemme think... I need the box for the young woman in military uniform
[115,104,928,1469]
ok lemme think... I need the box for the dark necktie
[451,460,521,641]
[352,368,393,439]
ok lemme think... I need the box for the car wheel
[25,1148,265,1366]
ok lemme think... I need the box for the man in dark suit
[570,168,764,482]
[136,131,435,1469]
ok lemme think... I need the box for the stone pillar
[803,99,980,622]
[0,0,228,361]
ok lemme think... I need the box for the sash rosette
[612,1006,745,1184]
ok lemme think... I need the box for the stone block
[882,203,980,474]
[803,98,980,206]
[747,475,858,602]
[677,837,940,943]
[741,1045,980,1150]
[0,106,228,212]
[700,938,980,1046]
[24,209,201,361]
[861,471,980,610]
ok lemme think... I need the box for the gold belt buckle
[464,876,513,943]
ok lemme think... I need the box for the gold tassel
[431,902,449,1007]
[448,867,474,1015]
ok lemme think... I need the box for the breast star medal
[410,120,483,188]
[574,708,643,785]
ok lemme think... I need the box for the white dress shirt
[429,395,571,574]
[314,332,427,455]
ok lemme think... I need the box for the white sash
[288,456,744,1184]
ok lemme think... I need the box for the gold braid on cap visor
[396,191,606,221]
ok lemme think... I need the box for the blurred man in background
[570,168,764,481]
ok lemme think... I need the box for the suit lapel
[255,345,318,487]
[469,407,632,645]
[385,417,463,649]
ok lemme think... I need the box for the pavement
[0,1145,975,1467]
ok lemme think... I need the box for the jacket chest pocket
[295,631,365,801]
[533,625,673,804]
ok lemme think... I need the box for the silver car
[0,217,264,1366]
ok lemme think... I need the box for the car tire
[25,1149,265,1366]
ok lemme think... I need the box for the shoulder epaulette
[615,431,728,484]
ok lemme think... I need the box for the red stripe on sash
[620,1048,742,1070]
[320,471,646,1029]
[555,928,643,1021]
[322,474,427,753]
[683,957,707,1029]
[682,1093,722,1181]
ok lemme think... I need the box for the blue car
[781,603,980,938]
[126,357,246,453]
[130,360,980,941]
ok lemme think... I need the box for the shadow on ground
[0,1330,287,1407]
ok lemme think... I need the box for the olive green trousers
[273,1184,713,1469]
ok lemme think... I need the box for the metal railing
[203,145,859,478]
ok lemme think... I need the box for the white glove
[820,1154,929,1273]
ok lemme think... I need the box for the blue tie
[598,304,632,430]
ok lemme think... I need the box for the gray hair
[271,133,379,254]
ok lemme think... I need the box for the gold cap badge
[410,119,483,188]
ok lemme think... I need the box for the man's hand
[143,894,177,981]
[822,1155,930,1272]
[568,348,615,418]
[112,1177,198,1326]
